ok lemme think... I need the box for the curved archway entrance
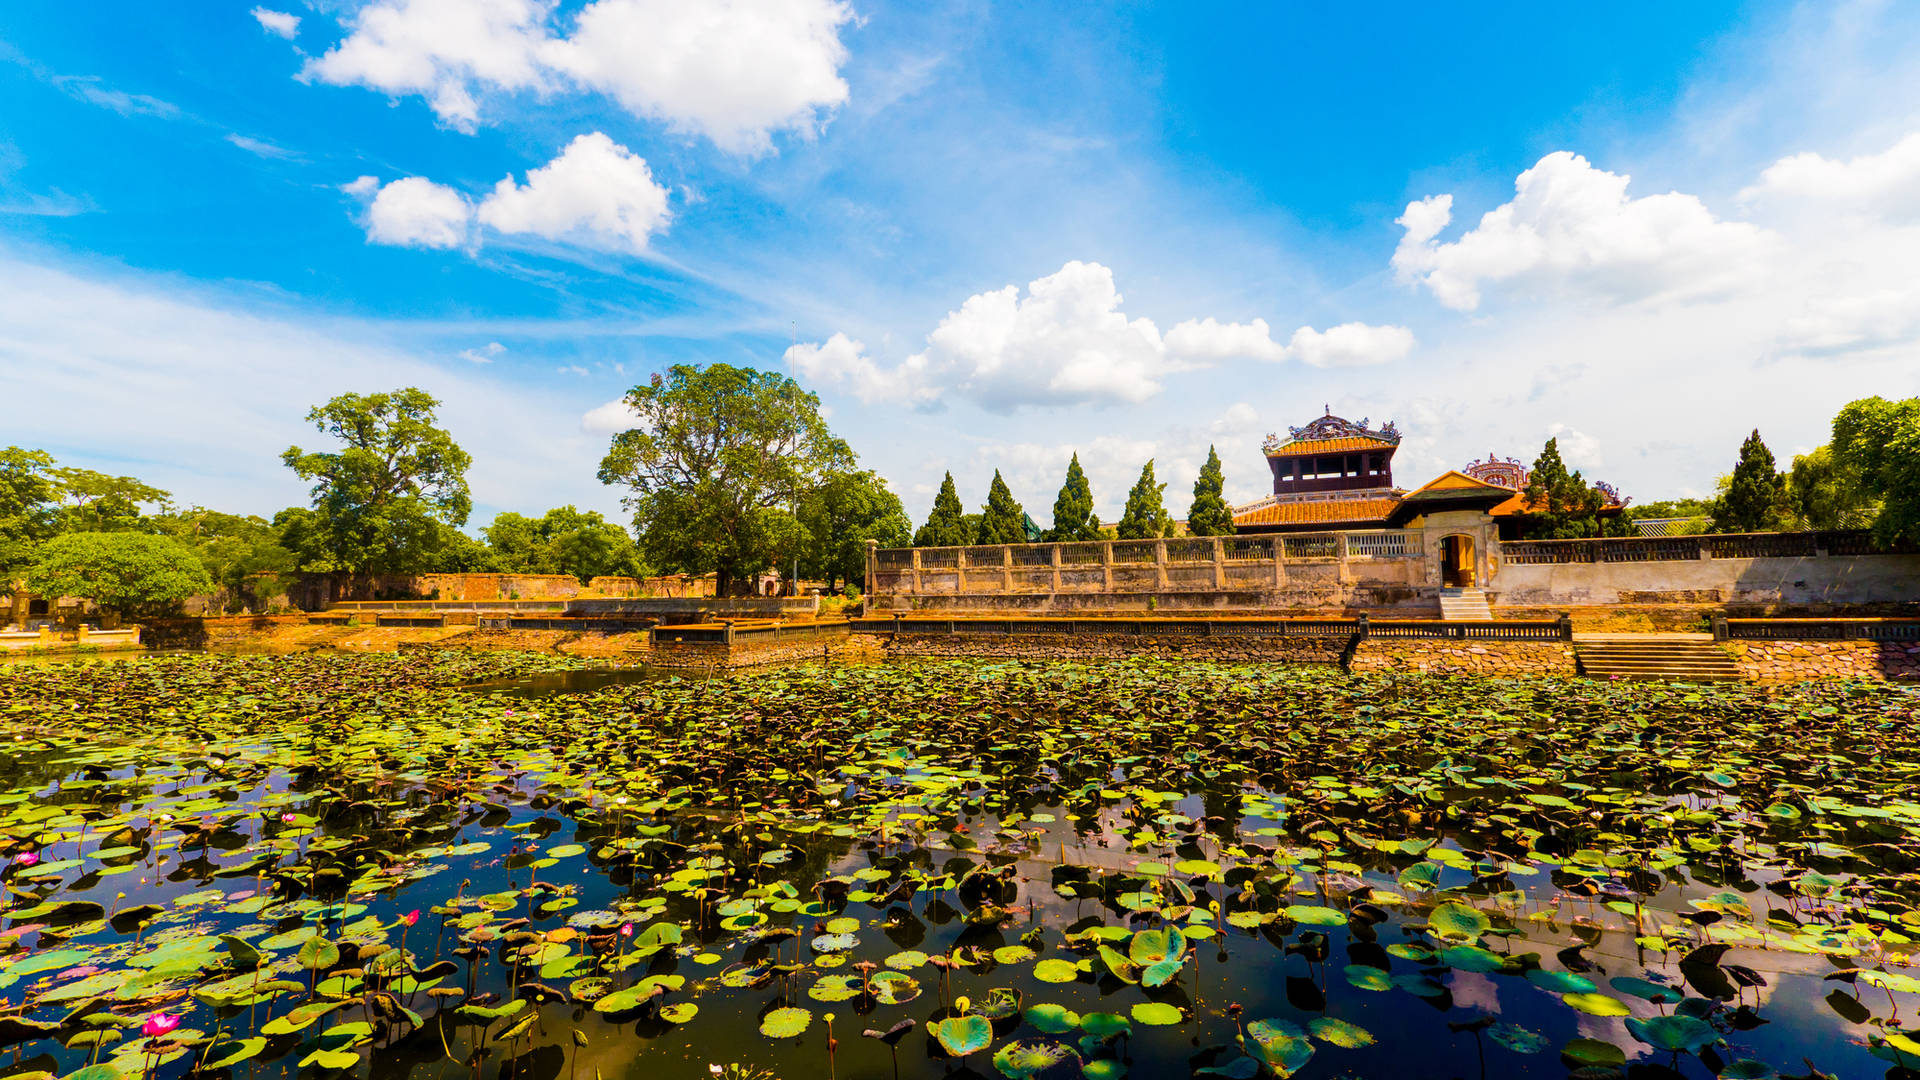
[1440,534,1476,588]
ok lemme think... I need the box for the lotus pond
[2,653,1920,1080]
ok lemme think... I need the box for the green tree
[0,447,59,579]
[483,506,646,582]
[1186,446,1235,536]
[281,389,473,593]
[1786,446,1875,531]
[798,470,912,592]
[1832,395,1920,546]
[975,470,1027,545]
[597,364,852,596]
[1519,438,1606,539]
[50,468,172,533]
[1115,460,1170,540]
[913,472,971,547]
[1045,454,1102,542]
[152,508,296,613]
[1711,429,1790,534]
[27,532,212,623]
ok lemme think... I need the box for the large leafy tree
[1519,438,1607,539]
[914,472,971,547]
[1046,454,1102,542]
[28,532,211,623]
[798,470,911,592]
[0,446,59,579]
[976,470,1028,545]
[281,389,474,594]
[1832,395,1920,546]
[1115,460,1171,540]
[597,364,851,596]
[50,468,172,533]
[1786,446,1876,531]
[1186,446,1235,536]
[152,508,296,613]
[484,506,647,582]
[1711,429,1790,534]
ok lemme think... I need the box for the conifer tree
[913,472,971,547]
[1116,460,1170,540]
[976,470,1028,545]
[1520,438,1604,539]
[1185,446,1235,536]
[1712,429,1789,534]
[1046,454,1102,542]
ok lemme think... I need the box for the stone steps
[1575,641,1744,682]
[1438,588,1493,621]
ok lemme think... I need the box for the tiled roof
[1265,436,1397,456]
[1232,496,1401,527]
[1402,470,1515,499]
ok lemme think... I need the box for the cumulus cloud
[251,7,300,39]
[460,342,506,364]
[302,0,851,152]
[1545,423,1604,470]
[792,261,1414,411]
[581,397,641,435]
[1778,281,1920,355]
[357,176,472,249]
[1393,151,1774,311]
[1741,131,1920,222]
[476,132,670,252]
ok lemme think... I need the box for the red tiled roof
[1232,497,1401,527]
[1265,436,1397,456]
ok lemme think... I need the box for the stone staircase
[1438,587,1493,621]
[1573,634,1744,682]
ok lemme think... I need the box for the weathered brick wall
[870,632,1348,665]
[1348,639,1577,676]
[142,615,315,649]
[1728,640,1920,681]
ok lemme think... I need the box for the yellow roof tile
[1232,497,1401,527]
[1265,436,1396,456]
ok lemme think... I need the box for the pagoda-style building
[1232,411,1409,530]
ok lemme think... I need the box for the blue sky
[4,1,1919,528]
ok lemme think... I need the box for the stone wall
[1348,639,1577,677]
[1492,552,1920,609]
[867,632,1348,666]
[1728,640,1920,682]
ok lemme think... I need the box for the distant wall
[293,571,717,609]
[1491,553,1920,608]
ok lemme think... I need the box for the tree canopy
[976,470,1028,545]
[597,364,851,594]
[914,472,972,547]
[0,446,59,579]
[797,469,911,591]
[1711,429,1790,534]
[1185,446,1235,536]
[1045,454,1101,542]
[280,389,473,588]
[1115,460,1170,540]
[1832,395,1920,546]
[483,506,647,583]
[1785,446,1875,531]
[1519,438,1609,539]
[50,468,172,533]
[28,532,211,621]
[152,508,296,613]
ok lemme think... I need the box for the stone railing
[1715,617,1920,642]
[847,615,1570,641]
[1501,529,1905,565]
[867,531,1425,597]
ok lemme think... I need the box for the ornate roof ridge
[1261,410,1400,454]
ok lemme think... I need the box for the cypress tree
[1115,460,1169,540]
[1185,446,1235,536]
[976,470,1028,545]
[1520,438,1604,539]
[1713,429,1789,533]
[1047,453,1101,542]
[913,472,971,547]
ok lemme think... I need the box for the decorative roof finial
[1324,403,1331,416]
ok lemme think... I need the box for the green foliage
[1046,454,1102,542]
[1626,497,1715,522]
[1786,446,1875,531]
[1832,396,1920,546]
[27,532,212,619]
[49,468,172,533]
[976,470,1027,545]
[1115,460,1170,541]
[1519,438,1607,539]
[914,472,971,547]
[484,507,646,583]
[596,364,851,594]
[151,509,296,613]
[280,389,473,587]
[1711,429,1790,534]
[797,470,911,590]
[1185,446,1235,536]
[0,446,59,578]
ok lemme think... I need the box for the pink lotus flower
[142,1013,180,1038]
[14,851,38,867]
[400,909,421,927]
[279,813,297,824]
[619,922,635,938]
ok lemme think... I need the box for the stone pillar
[911,547,923,595]
[1001,545,1013,594]
[75,624,90,644]
[1102,540,1114,592]
[864,539,878,599]
[1050,543,1061,594]
[7,585,26,629]
[1212,537,1225,589]
[1154,539,1169,590]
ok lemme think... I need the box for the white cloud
[225,133,300,160]
[342,175,381,197]
[476,132,669,252]
[302,0,852,152]
[360,176,472,249]
[1741,131,1920,222]
[793,261,1414,411]
[251,7,301,39]
[51,74,178,119]
[460,342,506,363]
[1545,423,1604,470]
[1393,151,1774,311]
[1284,322,1416,368]
[581,398,640,435]
[1778,281,1920,355]
[1210,402,1258,438]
